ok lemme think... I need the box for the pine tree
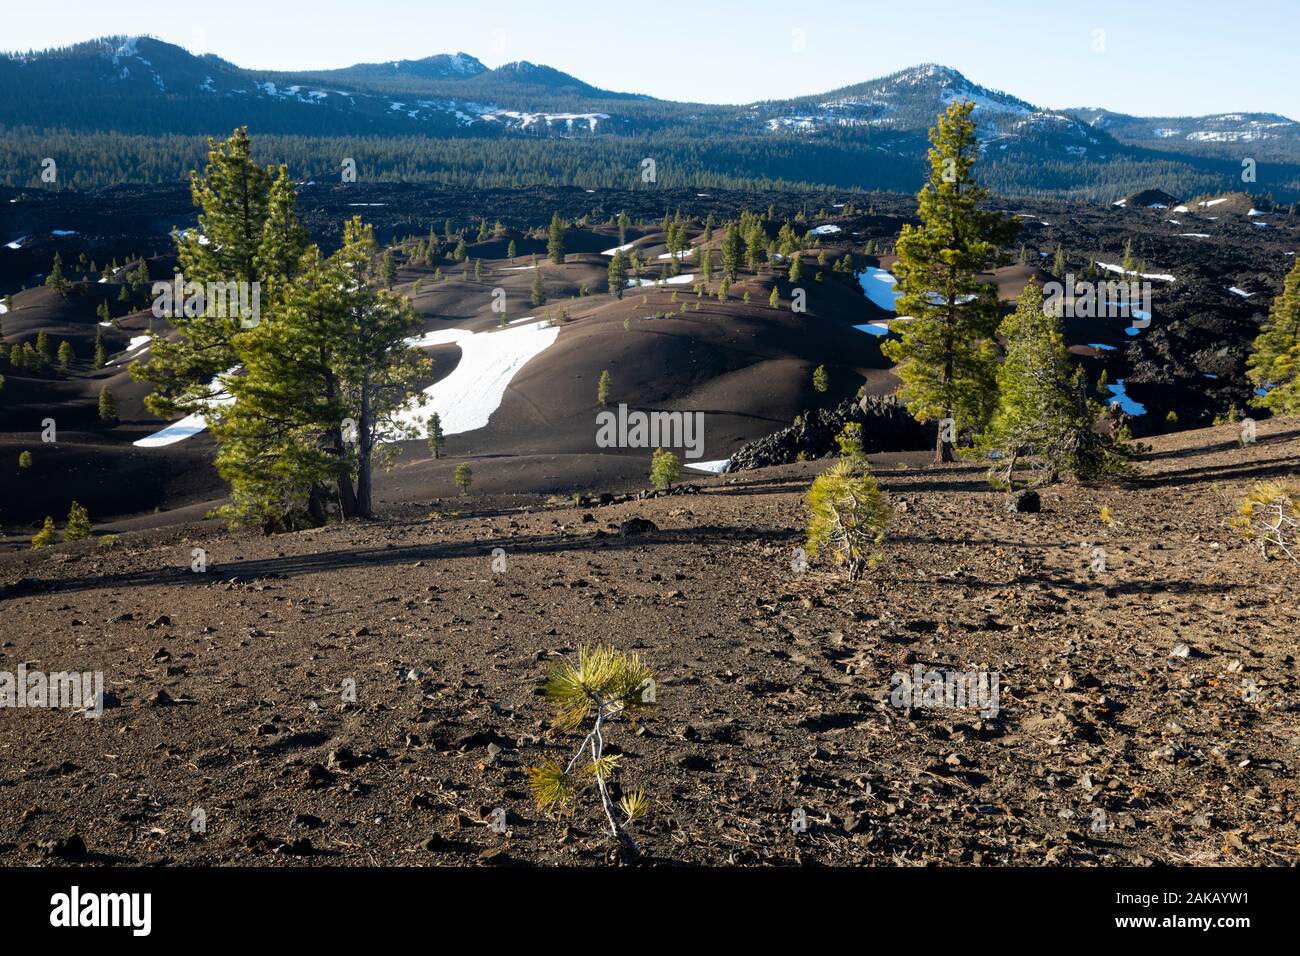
[880,101,1017,463]
[1052,244,1066,277]
[45,253,69,296]
[215,218,428,526]
[788,255,802,282]
[812,364,829,393]
[618,210,630,246]
[548,212,566,264]
[700,245,713,282]
[255,164,309,305]
[531,267,547,307]
[769,287,780,308]
[57,340,73,371]
[804,458,890,579]
[133,127,272,419]
[507,239,517,259]
[426,412,444,459]
[35,331,53,366]
[382,250,397,288]
[31,516,56,549]
[64,500,92,541]
[454,462,473,495]
[985,280,1128,486]
[597,369,612,405]
[1247,257,1300,415]
[721,223,742,280]
[649,448,681,490]
[18,450,33,469]
[607,249,628,299]
[98,386,117,422]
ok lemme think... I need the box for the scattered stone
[1007,490,1041,514]
[620,518,658,537]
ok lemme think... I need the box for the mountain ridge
[3,35,1300,200]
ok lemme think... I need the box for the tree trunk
[355,380,373,519]
[934,426,956,464]
[331,427,358,519]
[307,483,327,526]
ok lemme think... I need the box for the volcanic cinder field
[1,182,1298,868]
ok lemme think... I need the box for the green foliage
[1247,257,1300,415]
[597,369,612,405]
[426,412,444,459]
[606,248,627,299]
[97,386,117,422]
[44,253,69,296]
[64,500,92,541]
[812,364,829,393]
[18,450,32,469]
[834,422,866,462]
[133,127,273,420]
[530,266,546,307]
[214,217,428,526]
[985,281,1131,486]
[547,211,566,264]
[453,462,472,494]
[804,458,890,579]
[57,339,74,371]
[1231,481,1299,563]
[649,447,681,490]
[880,102,1017,462]
[31,516,56,549]
[528,645,656,847]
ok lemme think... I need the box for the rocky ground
[2,417,1297,867]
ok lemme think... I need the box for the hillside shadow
[1,523,797,600]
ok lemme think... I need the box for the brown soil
[1,418,1297,866]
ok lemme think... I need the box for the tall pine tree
[881,102,1016,463]
[1247,257,1300,415]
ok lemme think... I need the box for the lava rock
[619,518,658,537]
[1007,490,1041,513]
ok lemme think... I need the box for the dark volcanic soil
[1,418,1297,866]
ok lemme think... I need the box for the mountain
[3,37,1299,200]
[1068,107,1300,159]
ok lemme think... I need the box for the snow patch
[396,321,560,436]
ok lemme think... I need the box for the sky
[8,0,1299,119]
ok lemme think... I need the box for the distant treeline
[2,129,1298,201]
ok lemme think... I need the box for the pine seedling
[805,458,890,579]
[1231,481,1299,562]
[527,644,657,853]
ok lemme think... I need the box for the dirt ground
[1,418,1298,866]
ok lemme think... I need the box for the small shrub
[649,448,681,490]
[453,462,472,495]
[1231,481,1299,562]
[18,450,33,469]
[526,645,656,853]
[804,459,890,579]
[64,501,92,541]
[32,516,56,549]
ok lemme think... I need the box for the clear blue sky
[9,0,1298,119]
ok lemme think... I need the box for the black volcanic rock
[728,395,930,471]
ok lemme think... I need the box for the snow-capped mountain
[3,37,1298,199]
[1068,107,1300,155]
